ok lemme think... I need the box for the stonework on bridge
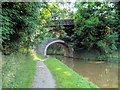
[49,19,74,27]
[36,38,73,57]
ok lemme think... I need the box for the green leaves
[1,14,14,40]
[2,2,48,54]
[73,2,119,54]
[85,17,99,25]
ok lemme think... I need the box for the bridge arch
[36,38,73,57]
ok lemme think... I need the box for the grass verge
[0,52,2,89]
[44,57,99,88]
[2,52,37,88]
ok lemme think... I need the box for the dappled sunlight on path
[31,50,44,61]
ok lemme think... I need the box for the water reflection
[51,55,119,88]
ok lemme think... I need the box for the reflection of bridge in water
[36,38,73,57]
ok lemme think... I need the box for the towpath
[32,59,56,88]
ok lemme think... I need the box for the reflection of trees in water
[47,43,64,55]
[64,58,118,88]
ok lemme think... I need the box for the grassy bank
[44,57,99,88]
[0,52,2,89]
[2,52,37,88]
[74,48,120,62]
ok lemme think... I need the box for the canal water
[50,55,119,88]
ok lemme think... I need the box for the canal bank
[46,46,119,88]
[35,48,119,88]
[51,55,119,88]
[73,47,120,62]
[44,57,99,88]
[33,53,99,88]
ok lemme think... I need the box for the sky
[59,2,77,13]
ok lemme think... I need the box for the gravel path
[32,60,56,88]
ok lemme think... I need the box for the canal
[50,55,119,88]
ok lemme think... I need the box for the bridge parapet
[49,19,74,27]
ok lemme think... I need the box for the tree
[72,2,119,54]
[1,2,49,54]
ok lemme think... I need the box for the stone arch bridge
[36,38,73,57]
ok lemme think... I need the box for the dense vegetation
[61,2,120,54]
[73,2,120,54]
[1,2,120,56]
[1,2,49,54]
